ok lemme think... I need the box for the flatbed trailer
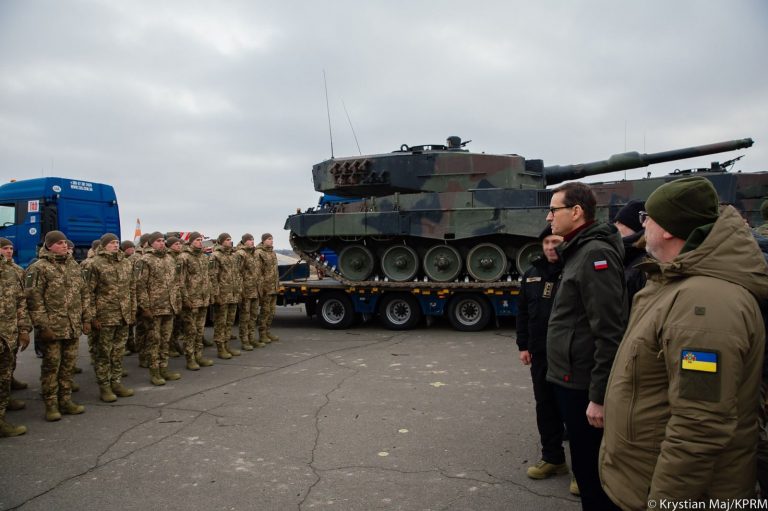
[277,277,520,331]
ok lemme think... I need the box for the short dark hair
[552,182,597,222]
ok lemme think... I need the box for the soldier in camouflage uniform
[0,238,30,410]
[166,237,185,358]
[256,233,280,344]
[235,234,264,350]
[0,237,31,437]
[88,233,136,402]
[209,233,241,359]
[134,233,152,367]
[136,232,182,386]
[179,232,214,370]
[25,231,92,421]
[80,240,100,366]
[121,240,138,354]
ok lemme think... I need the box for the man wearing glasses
[600,177,768,509]
[545,182,626,511]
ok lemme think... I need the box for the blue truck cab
[0,177,120,267]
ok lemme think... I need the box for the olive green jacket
[545,221,627,404]
[600,206,768,509]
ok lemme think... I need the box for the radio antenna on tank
[323,69,334,159]
[342,99,362,156]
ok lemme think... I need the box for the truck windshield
[0,203,14,227]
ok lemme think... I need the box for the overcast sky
[1,0,766,248]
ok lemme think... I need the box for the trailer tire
[447,294,491,332]
[317,292,356,330]
[379,293,422,330]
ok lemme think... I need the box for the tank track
[290,238,520,290]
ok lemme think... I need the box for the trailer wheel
[379,293,422,330]
[447,294,491,332]
[317,292,355,329]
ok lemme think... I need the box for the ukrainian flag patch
[681,350,718,373]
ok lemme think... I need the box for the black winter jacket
[516,257,562,354]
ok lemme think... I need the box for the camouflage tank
[286,136,761,284]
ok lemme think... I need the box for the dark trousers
[530,352,565,464]
[554,386,620,511]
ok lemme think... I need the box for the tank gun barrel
[543,138,754,185]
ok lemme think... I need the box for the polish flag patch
[593,260,608,271]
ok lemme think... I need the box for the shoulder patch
[593,260,608,271]
[679,348,721,403]
[681,350,717,373]
[25,270,37,289]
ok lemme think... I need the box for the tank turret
[288,136,761,284]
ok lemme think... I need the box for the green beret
[646,177,719,240]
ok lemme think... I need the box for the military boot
[225,342,241,356]
[217,344,232,360]
[7,398,26,411]
[149,368,166,386]
[11,377,28,390]
[169,346,181,358]
[60,400,85,415]
[99,385,117,403]
[196,353,214,367]
[241,340,254,351]
[45,402,62,422]
[266,331,280,342]
[160,367,181,381]
[111,383,134,397]
[186,355,200,371]
[0,417,27,437]
[258,329,271,345]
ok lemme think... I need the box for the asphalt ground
[1,307,581,511]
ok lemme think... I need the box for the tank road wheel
[466,243,507,282]
[338,245,375,281]
[317,292,356,329]
[381,245,419,282]
[291,234,321,253]
[379,293,422,330]
[447,294,491,332]
[423,245,462,282]
[516,242,543,275]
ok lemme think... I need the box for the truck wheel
[447,294,491,332]
[317,292,355,329]
[379,293,422,330]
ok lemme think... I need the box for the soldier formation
[0,230,280,436]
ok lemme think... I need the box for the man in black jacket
[613,200,647,312]
[517,226,574,493]
[546,182,626,511]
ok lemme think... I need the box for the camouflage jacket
[255,243,279,295]
[0,257,31,352]
[88,250,136,326]
[25,246,92,339]
[209,245,241,304]
[136,248,181,316]
[234,245,262,300]
[179,246,212,308]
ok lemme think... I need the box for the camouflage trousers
[239,297,260,344]
[39,337,79,406]
[87,332,96,365]
[148,315,173,370]
[213,303,237,345]
[257,294,277,333]
[182,307,207,359]
[171,313,184,353]
[136,314,152,365]
[0,342,15,416]
[92,322,129,386]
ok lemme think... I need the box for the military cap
[261,233,273,242]
[613,200,645,233]
[139,233,150,247]
[646,177,719,241]
[188,231,203,242]
[0,237,12,248]
[91,239,101,249]
[66,240,74,249]
[241,233,254,243]
[44,230,67,248]
[761,200,768,221]
[166,236,182,247]
[147,231,164,245]
[100,233,119,248]
[538,224,554,240]
[120,240,135,251]
[217,232,232,244]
